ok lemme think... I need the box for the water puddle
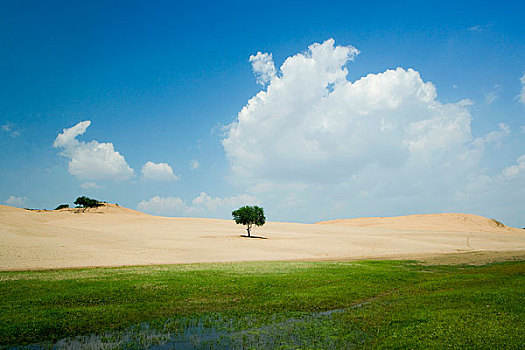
[8,301,372,349]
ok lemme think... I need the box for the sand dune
[1,204,524,270]
[316,213,522,233]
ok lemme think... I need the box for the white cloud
[1,123,21,137]
[138,196,185,216]
[54,121,91,148]
[468,25,482,32]
[191,192,258,212]
[453,153,525,226]
[5,196,28,207]
[54,121,134,181]
[485,91,498,104]
[249,52,277,86]
[484,84,500,105]
[485,91,497,104]
[501,154,525,180]
[53,120,133,180]
[224,39,468,184]
[466,123,510,160]
[518,73,525,104]
[190,159,200,170]
[80,182,103,189]
[468,24,492,33]
[137,192,259,218]
[221,39,523,225]
[141,161,179,181]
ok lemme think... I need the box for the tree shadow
[240,235,268,239]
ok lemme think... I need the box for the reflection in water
[11,303,370,349]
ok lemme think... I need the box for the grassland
[1,258,524,349]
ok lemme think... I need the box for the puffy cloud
[141,161,179,181]
[5,195,28,207]
[249,52,277,86]
[222,39,523,225]
[54,121,91,148]
[54,121,134,181]
[224,39,468,184]
[190,159,200,170]
[520,73,525,105]
[137,192,259,218]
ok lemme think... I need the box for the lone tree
[74,196,101,208]
[232,205,266,237]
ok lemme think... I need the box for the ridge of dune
[316,213,522,233]
[0,203,227,221]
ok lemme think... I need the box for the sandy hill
[39,202,147,215]
[316,213,522,233]
[1,204,524,270]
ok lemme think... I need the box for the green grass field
[1,258,524,349]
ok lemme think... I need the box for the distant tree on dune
[54,204,69,210]
[74,196,102,208]
[232,205,266,237]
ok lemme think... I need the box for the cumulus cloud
[54,121,134,181]
[224,39,467,183]
[141,161,179,181]
[520,73,525,104]
[222,39,523,225]
[190,159,200,170]
[5,196,28,207]
[137,192,259,218]
[249,52,277,86]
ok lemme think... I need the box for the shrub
[74,196,102,208]
[54,204,69,210]
[490,218,505,227]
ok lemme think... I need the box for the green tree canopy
[232,205,266,237]
[74,196,101,208]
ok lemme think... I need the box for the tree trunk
[246,224,251,237]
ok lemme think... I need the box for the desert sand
[316,213,522,232]
[1,204,524,270]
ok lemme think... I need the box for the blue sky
[1,0,524,226]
